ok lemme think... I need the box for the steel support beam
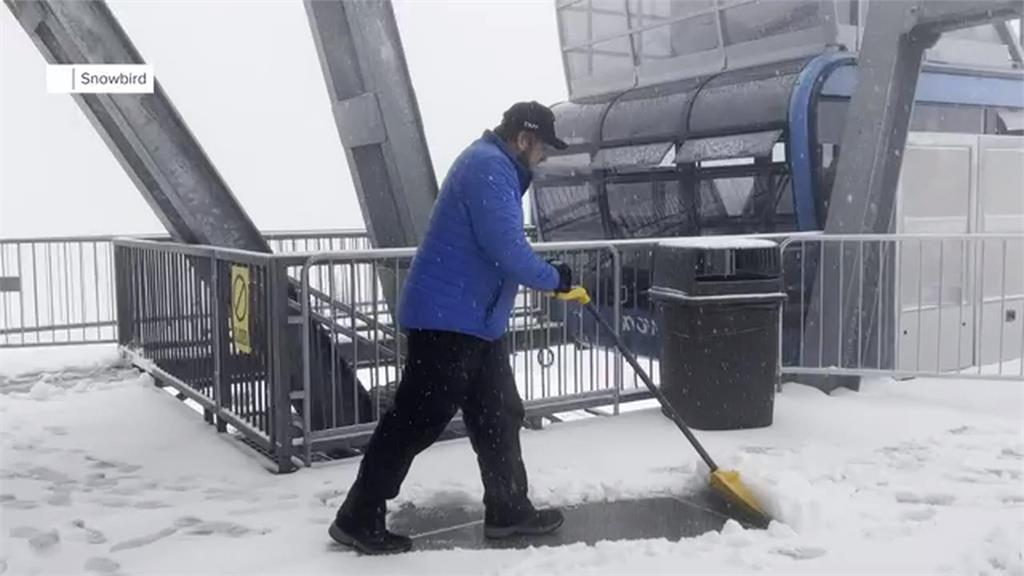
[994,20,1024,65]
[303,0,438,249]
[4,0,270,252]
[804,0,1023,392]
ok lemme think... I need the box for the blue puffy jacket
[398,131,560,341]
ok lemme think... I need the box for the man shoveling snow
[328,102,574,555]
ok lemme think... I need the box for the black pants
[341,329,532,525]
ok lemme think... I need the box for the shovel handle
[581,301,719,472]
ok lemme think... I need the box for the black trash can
[649,239,785,430]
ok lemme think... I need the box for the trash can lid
[653,236,781,290]
[657,237,778,250]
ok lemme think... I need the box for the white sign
[47,65,154,94]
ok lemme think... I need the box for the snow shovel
[552,286,772,527]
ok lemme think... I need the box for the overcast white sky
[0,0,566,238]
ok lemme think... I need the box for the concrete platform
[388,492,759,551]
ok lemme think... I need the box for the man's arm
[463,158,563,292]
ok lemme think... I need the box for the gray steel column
[303,0,438,249]
[994,20,1024,65]
[803,0,1022,392]
[4,0,270,252]
[828,0,1023,235]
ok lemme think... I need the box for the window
[677,130,782,164]
[593,142,674,170]
[722,0,821,46]
[712,177,755,216]
[533,183,606,241]
[559,0,634,82]
[536,153,593,178]
[696,170,796,233]
[565,36,634,80]
[637,12,720,64]
[626,0,719,65]
[558,0,631,48]
[835,0,856,25]
[606,180,695,238]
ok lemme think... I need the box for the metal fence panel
[0,238,118,347]
[296,243,624,463]
[780,234,1024,381]
[0,230,370,348]
[114,239,296,470]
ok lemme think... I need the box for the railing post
[610,245,622,416]
[210,256,228,433]
[301,256,314,467]
[268,259,296,473]
[113,243,128,348]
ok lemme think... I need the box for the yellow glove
[550,285,591,305]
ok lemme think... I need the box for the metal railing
[285,230,817,464]
[294,242,627,464]
[780,234,1024,381]
[564,232,821,392]
[107,231,1020,472]
[114,238,298,471]
[0,228,541,348]
[0,230,368,348]
[0,237,119,347]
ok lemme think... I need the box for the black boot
[484,507,564,539]
[329,498,412,555]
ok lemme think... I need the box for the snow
[658,237,779,250]
[0,344,121,378]
[1,354,1022,575]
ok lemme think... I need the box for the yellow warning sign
[230,265,252,354]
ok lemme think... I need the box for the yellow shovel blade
[552,286,591,305]
[710,469,769,522]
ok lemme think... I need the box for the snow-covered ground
[1,346,1022,575]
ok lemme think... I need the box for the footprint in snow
[71,520,108,544]
[901,508,937,522]
[95,496,169,510]
[2,500,39,510]
[109,486,143,496]
[175,516,267,537]
[957,466,1024,483]
[109,527,177,552]
[9,526,40,539]
[28,530,60,554]
[740,445,790,456]
[85,457,119,470]
[174,516,203,528]
[26,466,73,485]
[46,489,72,507]
[84,557,120,574]
[774,546,827,560]
[999,447,1024,460]
[85,455,142,475]
[314,489,346,505]
[229,501,296,516]
[185,520,264,537]
[895,492,955,506]
[85,473,119,489]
